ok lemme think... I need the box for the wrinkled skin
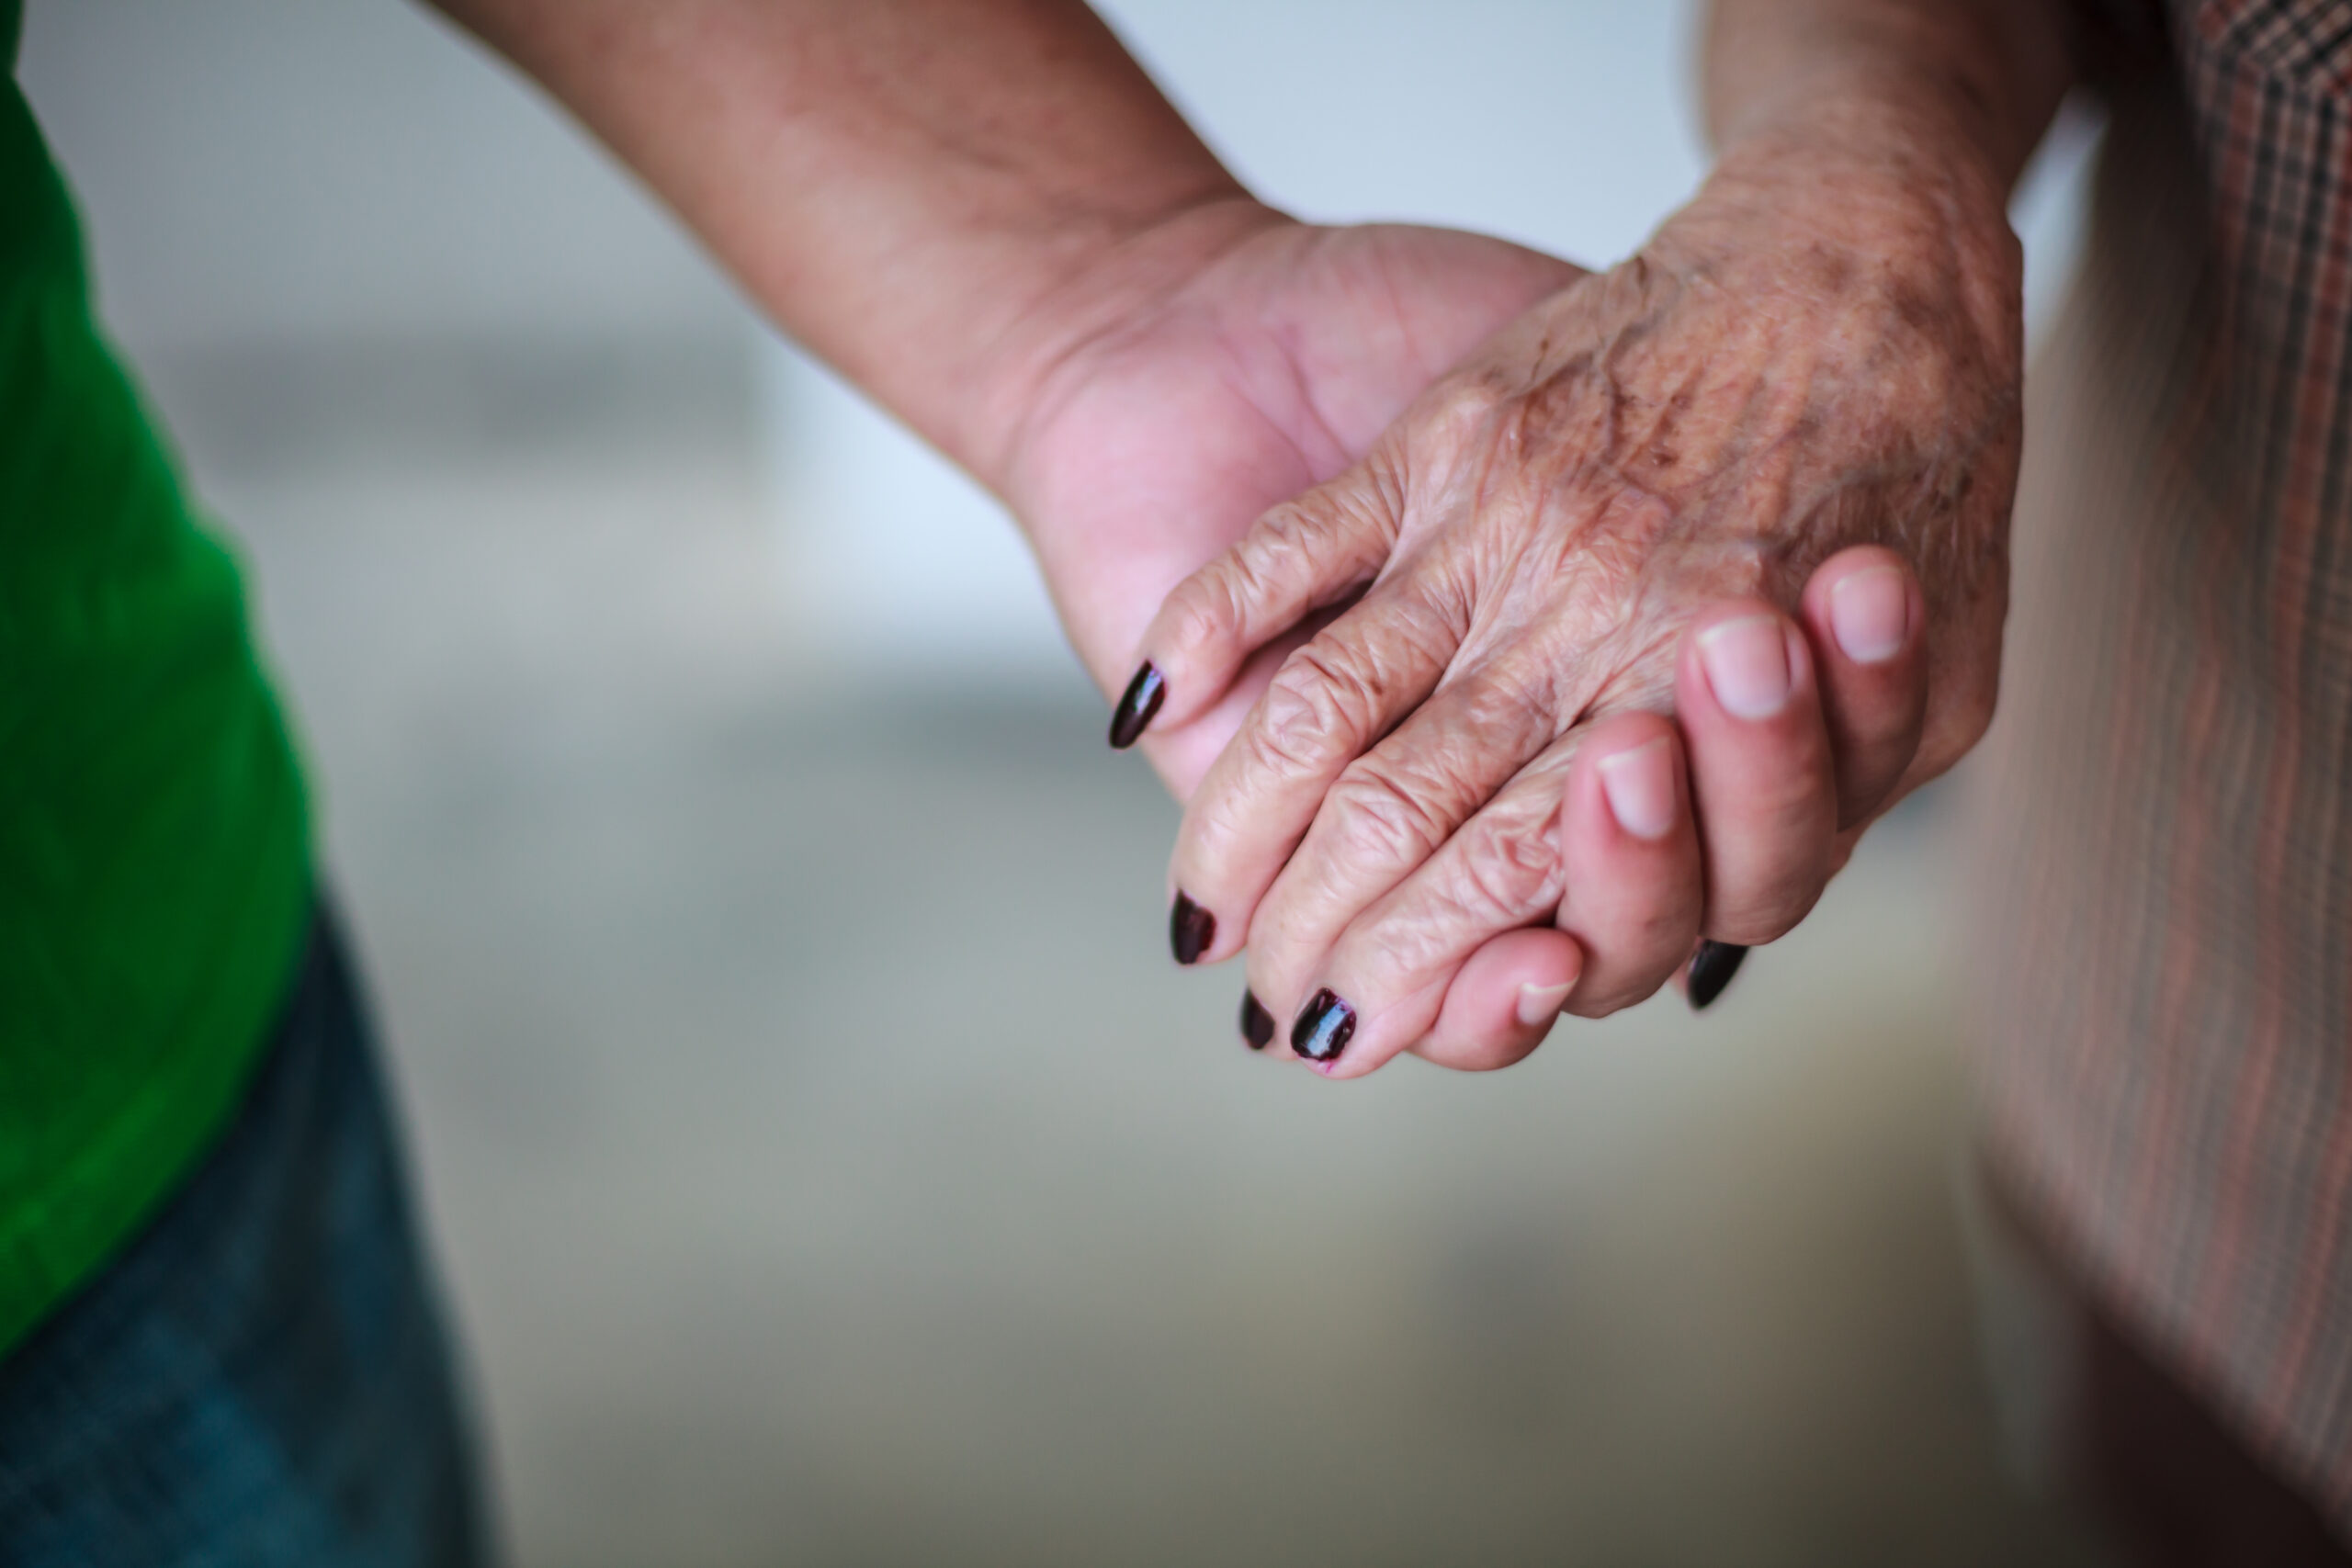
[1133,131,2023,1077]
[1000,209,1585,795]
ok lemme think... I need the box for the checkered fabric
[1968,0,2352,1535]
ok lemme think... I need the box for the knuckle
[1540,494,1674,606]
[1419,374,1510,451]
[1323,762,1453,871]
[1442,809,1562,930]
[1565,908,1693,1019]
[1753,764,1837,830]
[1456,665,1555,748]
[1161,568,1245,665]
[1237,711,1328,796]
[1567,978,1657,1020]
[1256,478,1395,580]
[1705,743,1835,840]
[1623,897,1701,962]
[1305,481,1393,556]
[1915,670,1999,778]
[1181,787,1255,884]
[1239,501,1321,585]
[1713,882,1821,946]
[1252,641,1380,778]
[1945,676,1998,753]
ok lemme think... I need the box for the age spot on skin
[1803,241,1855,298]
[1888,274,1945,336]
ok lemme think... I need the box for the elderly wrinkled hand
[1116,128,2024,1076]
[1000,212,1584,796]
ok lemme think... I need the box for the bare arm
[1704,0,2077,186]
[424,0,1270,487]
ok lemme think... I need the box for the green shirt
[1,1,311,1353]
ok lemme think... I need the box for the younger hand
[1404,547,1929,1074]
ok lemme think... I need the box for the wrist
[1708,0,2069,197]
[960,193,1292,500]
[1739,81,2010,226]
[1662,88,2024,354]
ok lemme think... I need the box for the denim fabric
[0,903,491,1566]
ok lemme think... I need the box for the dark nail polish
[1688,941,1748,1011]
[1240,989,1274,1050]
[1108,661,1166,750]
[1170,892,1216,965]
[1290,987,1356,1063]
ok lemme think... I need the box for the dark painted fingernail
[1108,661,1165,749]
[1290,987,1356,1063]
[1239,990,1275,1050]
[1688,941,1748,1011]
[1170,892,1216,964]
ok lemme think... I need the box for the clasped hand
[1008,127,2022,1078]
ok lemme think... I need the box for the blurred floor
[145,343,2110,1567]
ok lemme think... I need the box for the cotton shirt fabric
[1973,0,2352,1536]
[0,1,311,1355]
[0,907,486,1566]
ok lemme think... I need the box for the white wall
[17,0,749,353]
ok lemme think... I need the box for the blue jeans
[0,904,490,1566]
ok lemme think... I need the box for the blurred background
[21,3,2107,1562]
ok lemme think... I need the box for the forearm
[1702,0,2077,198]
[1650,0,2083,413]
[426,0,1267,488]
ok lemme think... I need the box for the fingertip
[1107,660,1167,750]
[1135,478,1397,743]
[1675,599,1838,947]
[1555,713,1705,1017]
[1170,891,1217,965]
[1682,601,1815,728]
[1580,712,1684,843]
[1119,574,1244,750]
[1410,927,1584,1074]
[1826,564,1909,666]
[1802,546,1921,665]
[1239,988,1275,1050]
[1685,939,1748,1010]
[1514,974,1579,1029]
[1798,547,1929,828]
[1290,987,1359,1066]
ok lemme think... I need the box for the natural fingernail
[1290,987,1356,1064]
[1239,989,1275,1050]
[1170,892,1216,964]
[1108,661,1165,750]
[1516,980,1575,1028]
[1688,940,1748,1010]
[1596,737,1678,840]
[1829,565,1908,665]
[1698,615,1792,720]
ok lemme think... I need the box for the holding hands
[1067,93,2037,1077]
[448,0,2066,1077]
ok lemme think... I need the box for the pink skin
[1117,113,2018,1079]
[1258,546,1932,1077]
[1453,545,1930,1067]
[997,216,1956,1078]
